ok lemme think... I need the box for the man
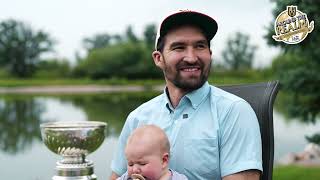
[110,10,262,180]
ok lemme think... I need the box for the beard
[163,58,211,91]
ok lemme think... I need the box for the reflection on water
[0,97,44,154]
[0,92,157,180]
[40,98,88,122]
[0,92,319,179]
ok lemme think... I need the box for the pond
[0,92,319,180]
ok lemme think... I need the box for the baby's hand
[131,174,146,180]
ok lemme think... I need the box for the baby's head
[125,125,170,180]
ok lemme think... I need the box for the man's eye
[173,46,184,50]
[196,44,206,49]
[139,163,147,166]
[128,164,133,167]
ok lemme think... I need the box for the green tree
[112,34,123,44]
[75,42,145,79]
[82,33,112,52]
[272,54,319,121]
[35,58,71,78]
[141,24,162,78]
[143,24,157,48]
[0,19,53,77]
[222,32,257,70]
[74,24,162,79]
[125,25,138,43]
[306,134,320,145]
[266,0,320,122]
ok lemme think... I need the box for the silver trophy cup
[40,121,107,180]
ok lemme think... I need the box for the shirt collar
[185,81,210,109]
[164,81,210,112]
[164,88,174,113]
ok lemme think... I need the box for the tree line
[0,19,257,79]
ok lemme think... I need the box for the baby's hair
[127,125,170,155]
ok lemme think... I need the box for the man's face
[155,25,212,91]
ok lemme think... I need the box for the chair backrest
[218,81,280,180]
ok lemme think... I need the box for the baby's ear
[162,152,169,164]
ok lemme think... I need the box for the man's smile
[180,67,200,72]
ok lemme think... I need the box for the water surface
[0,93,319,179]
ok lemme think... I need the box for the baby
[117,125,187,180]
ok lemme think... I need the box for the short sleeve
[219,100,263,177]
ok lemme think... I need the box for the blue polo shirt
[111,82,262,179]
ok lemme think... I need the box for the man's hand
[223,170,260,180]
[109,172,120,180]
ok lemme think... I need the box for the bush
[34,59,71,78]
[73,42,161,79]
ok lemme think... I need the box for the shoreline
[0,85,164,94]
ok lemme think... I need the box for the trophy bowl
[40,121,107,157]
[40,121,107,180]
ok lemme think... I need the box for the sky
[1,0,280,67]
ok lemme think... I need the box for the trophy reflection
[40,121,107,180]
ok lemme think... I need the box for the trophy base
[52,161,97,180]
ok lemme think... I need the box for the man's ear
[210,49,213,62]
[152,51,164,70]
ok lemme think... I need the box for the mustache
[176,61,204,69]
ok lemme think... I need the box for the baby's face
[125,145,165,180]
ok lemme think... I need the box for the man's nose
[183,48,198,63]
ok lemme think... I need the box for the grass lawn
[0,78,165,87]
[0,70,276,87]
[273,165,320,180]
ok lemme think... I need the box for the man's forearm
[222,170,260,180]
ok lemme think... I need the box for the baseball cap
[155,10,218,50]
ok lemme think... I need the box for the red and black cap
[155,10,218,50]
